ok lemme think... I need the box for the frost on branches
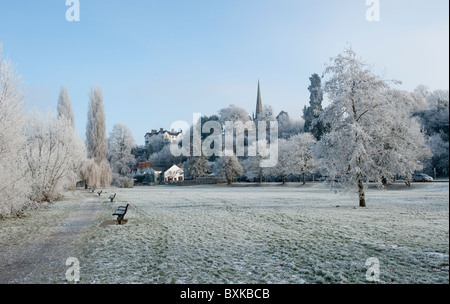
[57,85,75,128]
[108,123,136,176]
[183,156,210,180]
[24,112,86,203]
[316,47,431,207]
[0,46,31,217]
[82,86,112,188]
[288,133,319,184]
[264,139,291,184]
[213,153,244,185]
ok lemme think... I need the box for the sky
[0,0,448,145]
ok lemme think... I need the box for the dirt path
[0,191,106,283]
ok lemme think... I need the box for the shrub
[113,175,135,188]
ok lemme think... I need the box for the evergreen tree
[302,73,327,140]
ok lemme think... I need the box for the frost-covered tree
[218,104,251,126]
[183,156,210,180]
[415,89,449,176]
[264,139,291,184]
[426,133,449,177]
[218,104,255,156]
[416,89,449,138]
[84,86,111,187]
[218,104,252,136]
[79,158,98,189]
[213,153,243,185]
[241,138,278,183]
[256,104,275,123]
[146,133,169,154]
[242,156,263,182]
[86,86,107,162]
[316,47,430,207]
[288,133,319,184]
[57,85,75,127]
[108,123,136,175]
[0,46,31,217]
[79,158,112,189]
[198,114,219,141]
[276,111,304,139]
[149,144,186,168]
[255,104,278,144]
[98,159,113,187]
[24,112,86,203]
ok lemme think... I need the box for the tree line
[145,47,448,207]
[1,44,448,216]
[0,45,138,217]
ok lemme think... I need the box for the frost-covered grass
[0,191,106,283]
[77,182,448,284]
[0,183,447,284]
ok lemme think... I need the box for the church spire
[256,80,263,118]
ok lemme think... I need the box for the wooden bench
[109,193,116,202]
[113,204,130,225]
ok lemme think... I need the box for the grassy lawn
[1,182,448,284]
[78,182,449,284]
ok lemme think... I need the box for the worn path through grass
[0,190,108,283]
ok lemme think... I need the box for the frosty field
[0,182,448,284]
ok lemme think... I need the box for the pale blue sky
[1,0,448,145]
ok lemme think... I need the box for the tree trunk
[302,172,306,185]
[358,178,366,207]
[282,175,286,184]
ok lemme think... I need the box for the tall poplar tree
[82,86,111,188]
[57,85,75,128]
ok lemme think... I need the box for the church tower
[254,80,263,120]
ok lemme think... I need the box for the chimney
[152,129,157,134]
[171,128,175,133]
[160,128,164,132]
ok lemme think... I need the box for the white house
[164,164,184,183]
